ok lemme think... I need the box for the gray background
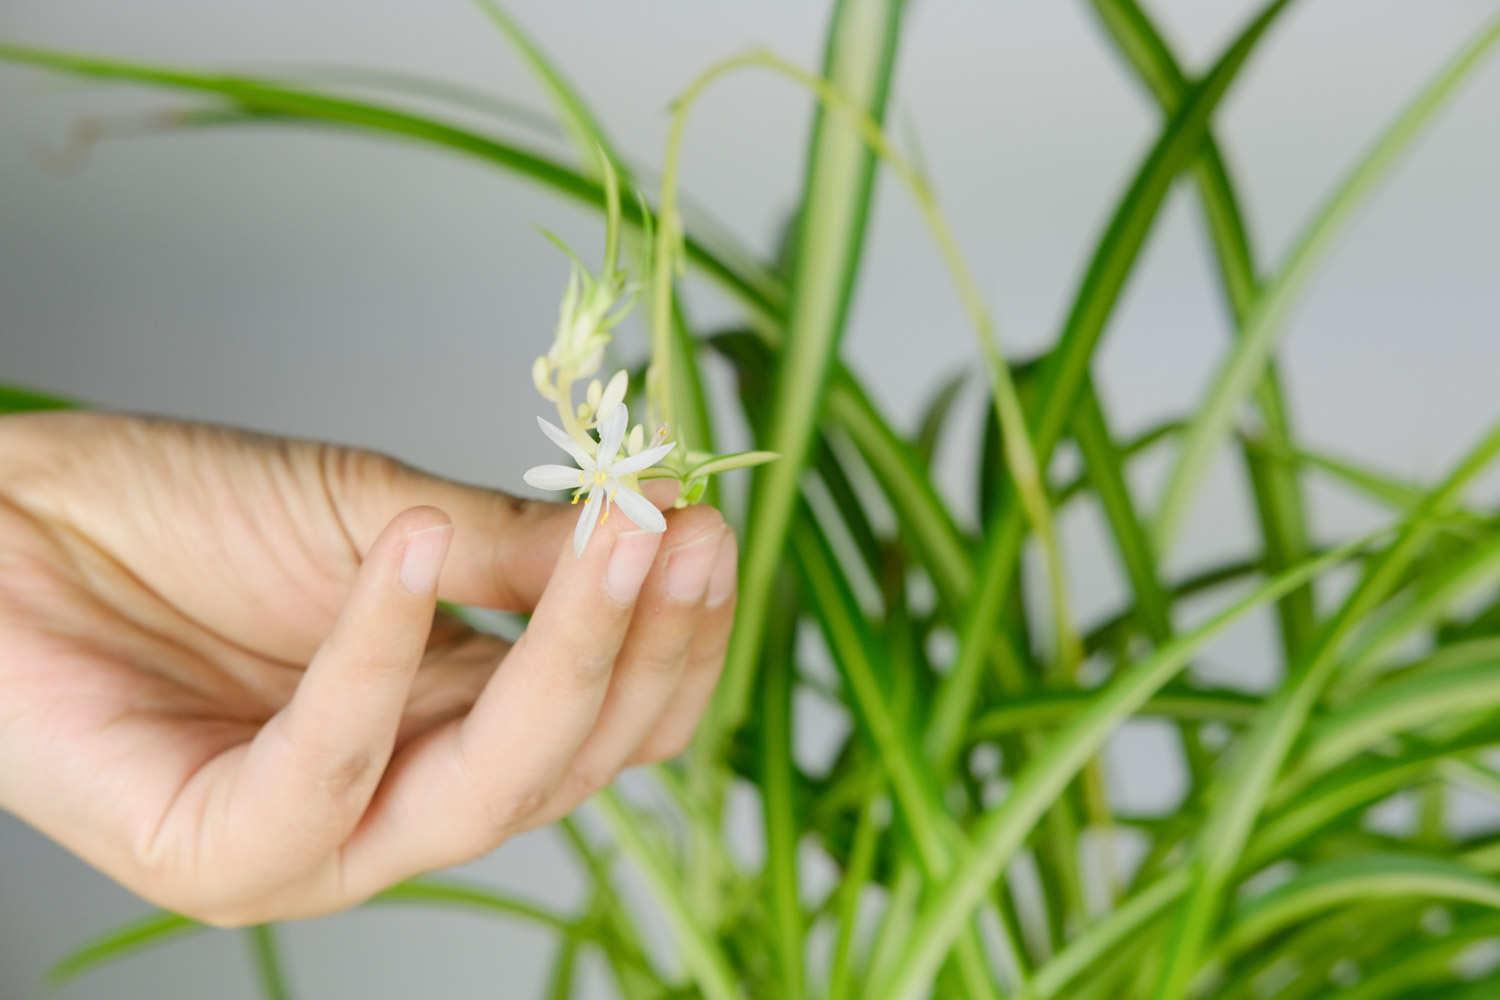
[2,0,1498,996]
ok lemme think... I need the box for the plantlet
[4,2,1500,997]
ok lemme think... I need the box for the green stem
[595,790,741,1000]
[246,925,291,1000]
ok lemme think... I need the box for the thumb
[325,450,575,611]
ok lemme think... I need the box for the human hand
[0,412,736,925]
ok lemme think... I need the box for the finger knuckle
[657,730,695,761]
[562,644,617,692]
[637,727,692,764]
[633,649,684,678]
[474,783,551,844]
[570,761,617,799]
[318,748,376,801]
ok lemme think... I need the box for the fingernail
[665,531,721,603]
[400,524,452,595]
[705,534,738,609]
[605,530,661,604]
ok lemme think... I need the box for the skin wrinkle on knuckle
[318,747,376,801]
[569,760,617,800]
[272,711,376,808]
[317,444,402,553]
[474,783,551,846]
[452,731,547,847]
[626,635,691,677]
[660,726,695,759]
[488,490,546,609]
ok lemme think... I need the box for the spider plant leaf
[686,451,780,479]
[825,799,883,1000]
[468,0,616,173]
[912,369,968,468]
[1333,531,1500,692]
[1153,15,1500,554]
[246,925,291,1000]
[1212,854,1500,971]
[49,911,201,984]
[928,0,1298,769]
[1157,420,1500,997]
[543,936,580,1000]
[791,504,1017,998]
[0,383,74,413]
[1074,381,1172,642]
[758,578,804,999]
[712,0,907,738]
[969,685,1260,738]
[1090,0,1316,660]
[1334,912,1500,1000]
[369,878,576,934]
[1028,724,1500,998]
[0,43,779,322]
[1287,658,1500,790]
[879,526,1377,1000]
[1023,870,1190,1000]
[594,789,741,1000]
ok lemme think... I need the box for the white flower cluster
[520,157,776,555]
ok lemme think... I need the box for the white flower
[523,402,676,556]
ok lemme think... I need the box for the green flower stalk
[522,156,776,551]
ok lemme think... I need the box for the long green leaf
[1153,15,1500,551]
[1075,381,1172,641]
[370,878,576,934]
[879,528,1375,999]
[1156,421,1500,997]
[49,911,201,984]
[760,578,805,999]
[246,925,292,1000]
[1090,0,1316,663]
[971,685,1260,736]
[913,369,969,467]
[594,791,741,1000]
[1332,531,1500,694]
[1335,913,1500,1000]
[826,800,882,1000]
[1027,727,1500,997]
[926,0,1296,767]
[791,506,1007,999]
[0,383,75,413]
[1213,854,1500,969]
[713,0,907,738]
[543,937,580,1000]
[468,0,614,170]
[1288,658,1500,788]
[0,44,781,322]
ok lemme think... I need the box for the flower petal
[611,484,667,534]
[597,401,628,465]
[523,464,585,491]
[573,488,603,556]
[599,369,628,417]
[537,416,593,470]
[610,440,676,475]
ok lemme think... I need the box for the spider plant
[5,1,1500,997]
